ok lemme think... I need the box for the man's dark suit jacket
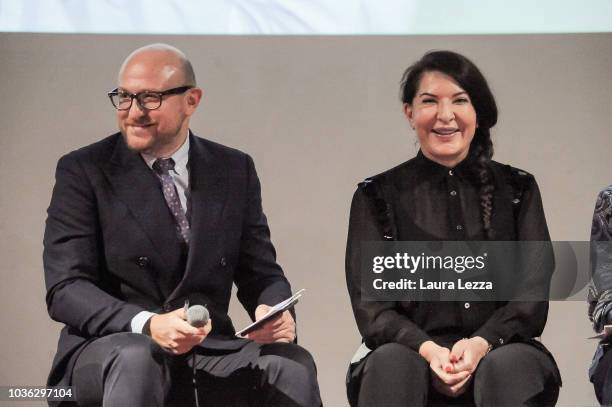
[43,131,292,389]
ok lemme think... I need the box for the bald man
[43,44,322,407]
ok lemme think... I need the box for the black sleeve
[345,186,432,352]
[473,175,552,347]
[43,153,143,337]
[233,154,292,320]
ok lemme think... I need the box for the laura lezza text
[373,278,493,290]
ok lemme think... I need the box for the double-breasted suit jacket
[43,132,292,388]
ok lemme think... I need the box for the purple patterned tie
[152,158,190,244]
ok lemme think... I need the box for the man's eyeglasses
[108,86,193,111]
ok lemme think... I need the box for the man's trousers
[71,333,322,407]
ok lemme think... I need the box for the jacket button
[136,256,149,268]
[220,257,227,267]
[464,302,470,309]
[163,304,171,312]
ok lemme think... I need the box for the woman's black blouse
[345,152,552,351]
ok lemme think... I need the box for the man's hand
[419,340,471,398]
[246,304,296,344]
[449,336,490,374]
[149,308,212,354]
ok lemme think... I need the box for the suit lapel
[168,133,228,301]
[103,135,183,299]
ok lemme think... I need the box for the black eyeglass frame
[107,85,194,111]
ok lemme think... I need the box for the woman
[345,51,561,407]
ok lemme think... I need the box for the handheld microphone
[185,303,209,407]
[186,305,209,328]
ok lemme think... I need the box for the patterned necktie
[152,158,190,244]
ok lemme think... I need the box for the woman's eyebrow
[417,91,467,97]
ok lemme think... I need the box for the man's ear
[185,87,203,113]
[403,103,415,129]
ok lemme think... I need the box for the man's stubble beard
[121,122,187,157]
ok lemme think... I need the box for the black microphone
[186,305,209,328]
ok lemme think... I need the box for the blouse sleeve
[473,174,553,347]
[345,186,432,351]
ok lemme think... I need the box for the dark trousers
[348,342,560,407]
[592,345,612,406]
[71,333,322,407]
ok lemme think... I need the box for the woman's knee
[355,343,429,407]
[474,343,559,407]
[364,343,428,375]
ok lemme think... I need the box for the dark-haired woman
[345,51,561,407]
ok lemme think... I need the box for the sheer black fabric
[345,151,556,352]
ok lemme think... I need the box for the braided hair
[400,50,498,239]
